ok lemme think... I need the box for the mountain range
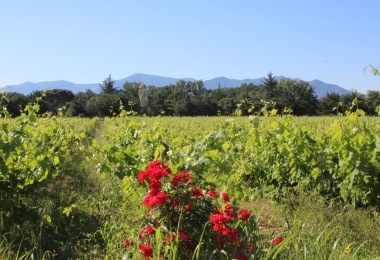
[2,73,350,98]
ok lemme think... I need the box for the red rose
[185,204,192,210]
[155,192,168,205]
[149,178,161,190]
[171,199,180,207]
[273,237,283,245]
[222,193,230,202]
[122,238,133,248]
[206,190,220,197]
[171,170,192,187]
[191,188,203,198]
[234,252,248,260]
[139,244,153,257]
[178,231,189,242]
[138,171,148,183]
[238,209,250,221]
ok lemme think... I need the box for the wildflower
[273,237,283,245]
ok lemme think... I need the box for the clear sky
[1,1,379,93]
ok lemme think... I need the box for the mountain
[2,73,350,98]
[3,80,98,95]
[308,80,350,98]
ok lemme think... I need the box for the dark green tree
[99,74,117,94]
[365,90,380,115]
[67,89,96,116]
[262,71,278,100]
[318,92,341,115]
[2,92,28,117]
[275,79,318,115]
[85,93,119,117]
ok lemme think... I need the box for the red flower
[178,232,189,242]
[191,188,203,198]
[143,191,168,208]
[165,233,176,243]
[138,171,148,183]
[171,199,180,207]
[171,170,192,187]
[222,193,230,202]
[147,160,171,175]
[139,226,155,239]
[213,224,223,232]
[229,228,238,243]
[149,178,161,190]
[155,192,168,205]
[139,244,153,257]
[185,204,192,210]
[122,238,133,248]
[224,204,233,210]
[148,168,166,180]
[273,237,283,245]
[206,190,220,197]
[249,245,254,252]
[234,252,248,260]
[238,209,250,221]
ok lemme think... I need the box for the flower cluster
[123,160,256,259]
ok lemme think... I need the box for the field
[1,110,380,259]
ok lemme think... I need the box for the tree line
[2,73,380,117]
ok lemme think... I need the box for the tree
[27,89,75,115]
[99,74,117,94]
[275,79,318,115]
[2,92,28,117]
[262,71,278,100]
[85,93,119,117]
[318,92,341,115]
[138,82,149,115]
[67,89,95,116]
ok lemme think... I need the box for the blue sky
[1,1,379,93]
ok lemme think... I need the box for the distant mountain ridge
[2,73,350,98]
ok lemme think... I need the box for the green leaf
[43,214,52,224]
[53,156,60,165]
[375,105,380,116]
[311,168,321,180]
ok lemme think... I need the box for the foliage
[99,74,118,94]
[123,160,255,259]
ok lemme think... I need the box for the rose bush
[123,160,257,259]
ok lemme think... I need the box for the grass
[2,165,380,259]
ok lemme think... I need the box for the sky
[1,1,379,93]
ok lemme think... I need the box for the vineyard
[1,106,380,259]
